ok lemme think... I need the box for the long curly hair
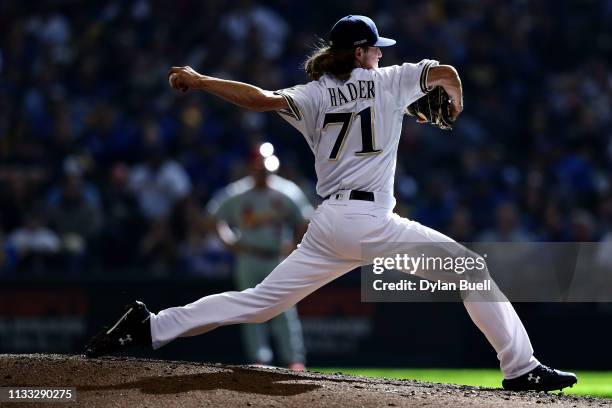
[303,41,363,81]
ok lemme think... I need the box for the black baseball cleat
[84,301,152,358]
[502,364,577,392]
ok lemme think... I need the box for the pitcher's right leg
[150,245,360,349]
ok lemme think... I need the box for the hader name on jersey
[327,80,375,107]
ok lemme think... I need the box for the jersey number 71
[323,107,381,160]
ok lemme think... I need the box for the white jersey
[275,59,438,198]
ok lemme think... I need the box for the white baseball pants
[150,194,539,379]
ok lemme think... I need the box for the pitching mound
[1,354,607,407]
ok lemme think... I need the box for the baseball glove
[405,86,454,130]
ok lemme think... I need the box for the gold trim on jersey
[420,60,438,94]
[274,91,302,121]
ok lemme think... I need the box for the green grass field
[313,368,612,398]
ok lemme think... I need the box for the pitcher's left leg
[462,290,538,378]
[378,214,539,379]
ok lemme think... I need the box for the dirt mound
[1,354,608,407]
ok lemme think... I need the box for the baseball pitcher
[86,15,576,392]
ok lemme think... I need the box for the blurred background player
[206,143,311,370]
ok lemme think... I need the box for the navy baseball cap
[329,15,396,50]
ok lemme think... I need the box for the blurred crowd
[1,0,611,277]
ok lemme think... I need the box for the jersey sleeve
[378,59,439,109]
[274,82,321,149]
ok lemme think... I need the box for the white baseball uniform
[150,61,540,379]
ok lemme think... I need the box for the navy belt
[325,190,375,202]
